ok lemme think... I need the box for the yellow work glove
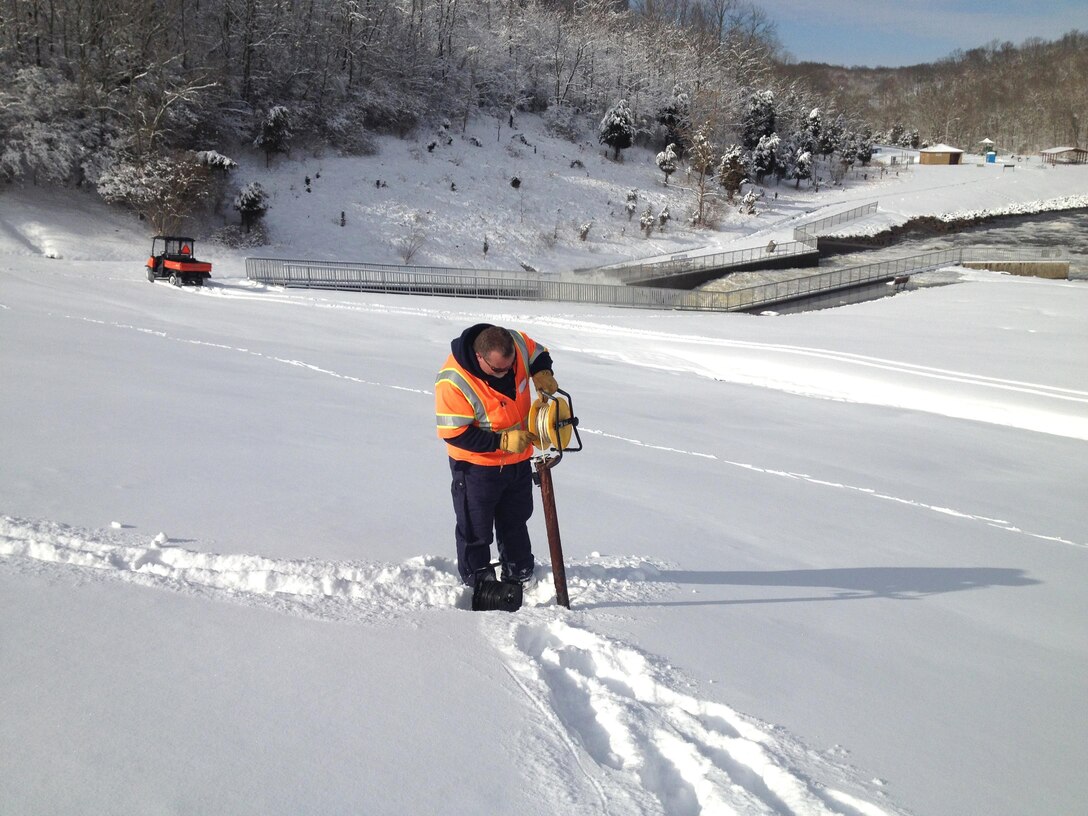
[499,430,536,454]
[532,370,558,394]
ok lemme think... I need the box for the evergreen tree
[836,133,858,181]
[854,127,874,165]
[773,135,793,184]
[820,114,846,158]
[655,143,678,184]
[716,145,748,202]
[803,108,822,155]
[234,181,270,233]
[196,151,239,172]
[656,85,690,156]
[254,107,292,167]
[599,98,634,161]
[742,90,776,151]
[794,149,812,187]
[751,133,779,183]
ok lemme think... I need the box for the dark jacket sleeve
[446,425,501,453]
[530,351,554,376]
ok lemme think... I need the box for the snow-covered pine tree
[656,85,690,157]
[794,149,812,187]
[196,151,239,173]
[803,108,822,156]
[751,133,779,183]
[655,143,678,184]
[837,132,858,180]
[821,115,846,158]
[254,107,292,167]
[742,90,776,151]
[716,145,747,202]
[854,127,874,165]
[234,181,270,233]
[773,135,793,184]
[599,99,634,161]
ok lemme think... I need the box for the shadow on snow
[572,565,1038,609]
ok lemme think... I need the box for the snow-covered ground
[2,120,1087,815]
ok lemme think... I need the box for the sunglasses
[478,353,514,377]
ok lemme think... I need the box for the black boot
[472,570,523,612]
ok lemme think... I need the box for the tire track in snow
[44,311,1087,549]
[524,315,1088,441]
[161,280,1088,412]
[531,315,1088,404]
[29,306,1083,550]
[80,279,1088,420]
[59,313,432,395]
[39,288,1088,440]
[583,428,1086,550]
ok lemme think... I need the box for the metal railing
[245,256,533,286]
[953,245,1067,261]
[793,201,878,240]
[719,249,962,311]
[595,235,818,285]
[245,244,1062,314]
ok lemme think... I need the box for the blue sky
[760,0,1088,67]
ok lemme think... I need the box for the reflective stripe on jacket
[435,331,544,466]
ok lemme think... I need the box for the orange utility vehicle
[146,236,212,286]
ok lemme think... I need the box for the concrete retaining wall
[961,261,1069,279]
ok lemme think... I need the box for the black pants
[450,458,535,586]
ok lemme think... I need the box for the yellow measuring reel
[530,388,582,458]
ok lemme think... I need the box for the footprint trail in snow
[1,514,902,815]
[490,614,903,815]
[0,516,671,621]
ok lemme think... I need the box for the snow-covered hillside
[105,115,1088,271]
[2,127,1087,816]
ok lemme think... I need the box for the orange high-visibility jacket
[435,331,547,466]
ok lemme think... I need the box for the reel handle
[554,388,582,453]
[532,388,582,471]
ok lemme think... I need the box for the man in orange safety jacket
[435,324,558,588]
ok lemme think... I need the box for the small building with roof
[919,144,965,165]
[1041,146,1088,165]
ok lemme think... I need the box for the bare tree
[687,121,718,226]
